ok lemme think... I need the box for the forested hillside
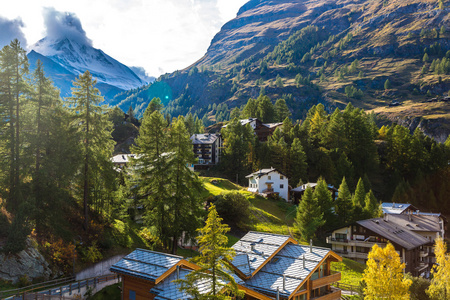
[114,0,450,141]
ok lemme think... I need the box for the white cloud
[0,0,248,76]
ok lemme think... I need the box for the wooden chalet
[111,231,343,300]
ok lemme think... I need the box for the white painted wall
[247,170,289,201]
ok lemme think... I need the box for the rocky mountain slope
[28,37,146,100]
[111,0,450,139]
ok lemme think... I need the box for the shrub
[214,192,251,229]
[80,242,103,263]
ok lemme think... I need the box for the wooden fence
[0,274,119,300]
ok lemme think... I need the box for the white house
[246,167,289,201]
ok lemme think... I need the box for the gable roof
[357,218,430,250]
[110,248,183,282]
[381,202,418,214]
[245,167,286,179]
[190,133,220,145]
[111,232,342,300]
[244,243,338,298]
[231,231,294,277]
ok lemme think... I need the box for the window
[268,175,271,180]
[280,175,284,179]
[280,184,284,189]
[129,290,136,300]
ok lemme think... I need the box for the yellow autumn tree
[363,243,411,299]
[427,237,450,299]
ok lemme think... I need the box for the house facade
[246,168,289,201]
[223,118,283,142]
[291,183,338,204]
[111,231,343,300]
[327,212,445,277]
[190,133,222,169]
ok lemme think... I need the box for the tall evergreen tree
[290,138,307,185]
[68,70,114,230]
[352,178,366,207]
[294,187,325,242]
[313,178,335,231]
[335,177,353,224]
[177,204,244,299]
[0,39,29,210]
[274,98,291,122]
[220,119,255,183]
[167,117,203,253]
[364,190,380,219]
[131,110,170,246]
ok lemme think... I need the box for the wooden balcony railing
[311,272,341,289]
[311,288,341,300]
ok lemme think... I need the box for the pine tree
[274,98,291,122]
[131,110,171,246]
[176,204,244,299]
[0,39,29,211]
[294,187,325,242]
[290,138,307,185]
[384,78,391,90]
[167,118,203,253]
[241,98,257,119]
[335,177,353,224]
[147,97,163,114]
[221,118,255,183]
[364,190,380,218]
[68,70,114,230]
[427,237,450,299]
[313,178,334,230]
[352,178,366,207]
[363,243,412,299]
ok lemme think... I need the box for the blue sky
[0,0,248,76]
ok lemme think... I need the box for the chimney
[408,211,412,222]
[176,265,180,279]
[283,275,286,290]
[276,288,279,300]
[310,239,313,253]
[251,243,255,251]
[303,254,306,269]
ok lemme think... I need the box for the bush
[81,242,103,263]
[214,192,251,229]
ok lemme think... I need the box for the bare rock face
[0,238,52,284]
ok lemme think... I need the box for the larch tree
[176,204,244,299]
[427,237,450,299]
[0,39,29,211]
[167,117,203,254]
[220,118,255,183]
[294,186,325,242]
[352,178,366,208]
[363,243,411,299]
[131,109,170,246]
[313,178,334,231]
[290,138,307,185]
[68,70,114,230]
[335,177,353,224]
[274,98,291,122]
[364,190,381,218]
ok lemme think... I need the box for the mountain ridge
[28,36,146,100]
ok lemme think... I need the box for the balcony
[311,272,341,289]
[311,288,341,300]
[327,236,386,248]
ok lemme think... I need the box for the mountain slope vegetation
[118,0,450,140]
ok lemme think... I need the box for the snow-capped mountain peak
[31,37,145,91]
